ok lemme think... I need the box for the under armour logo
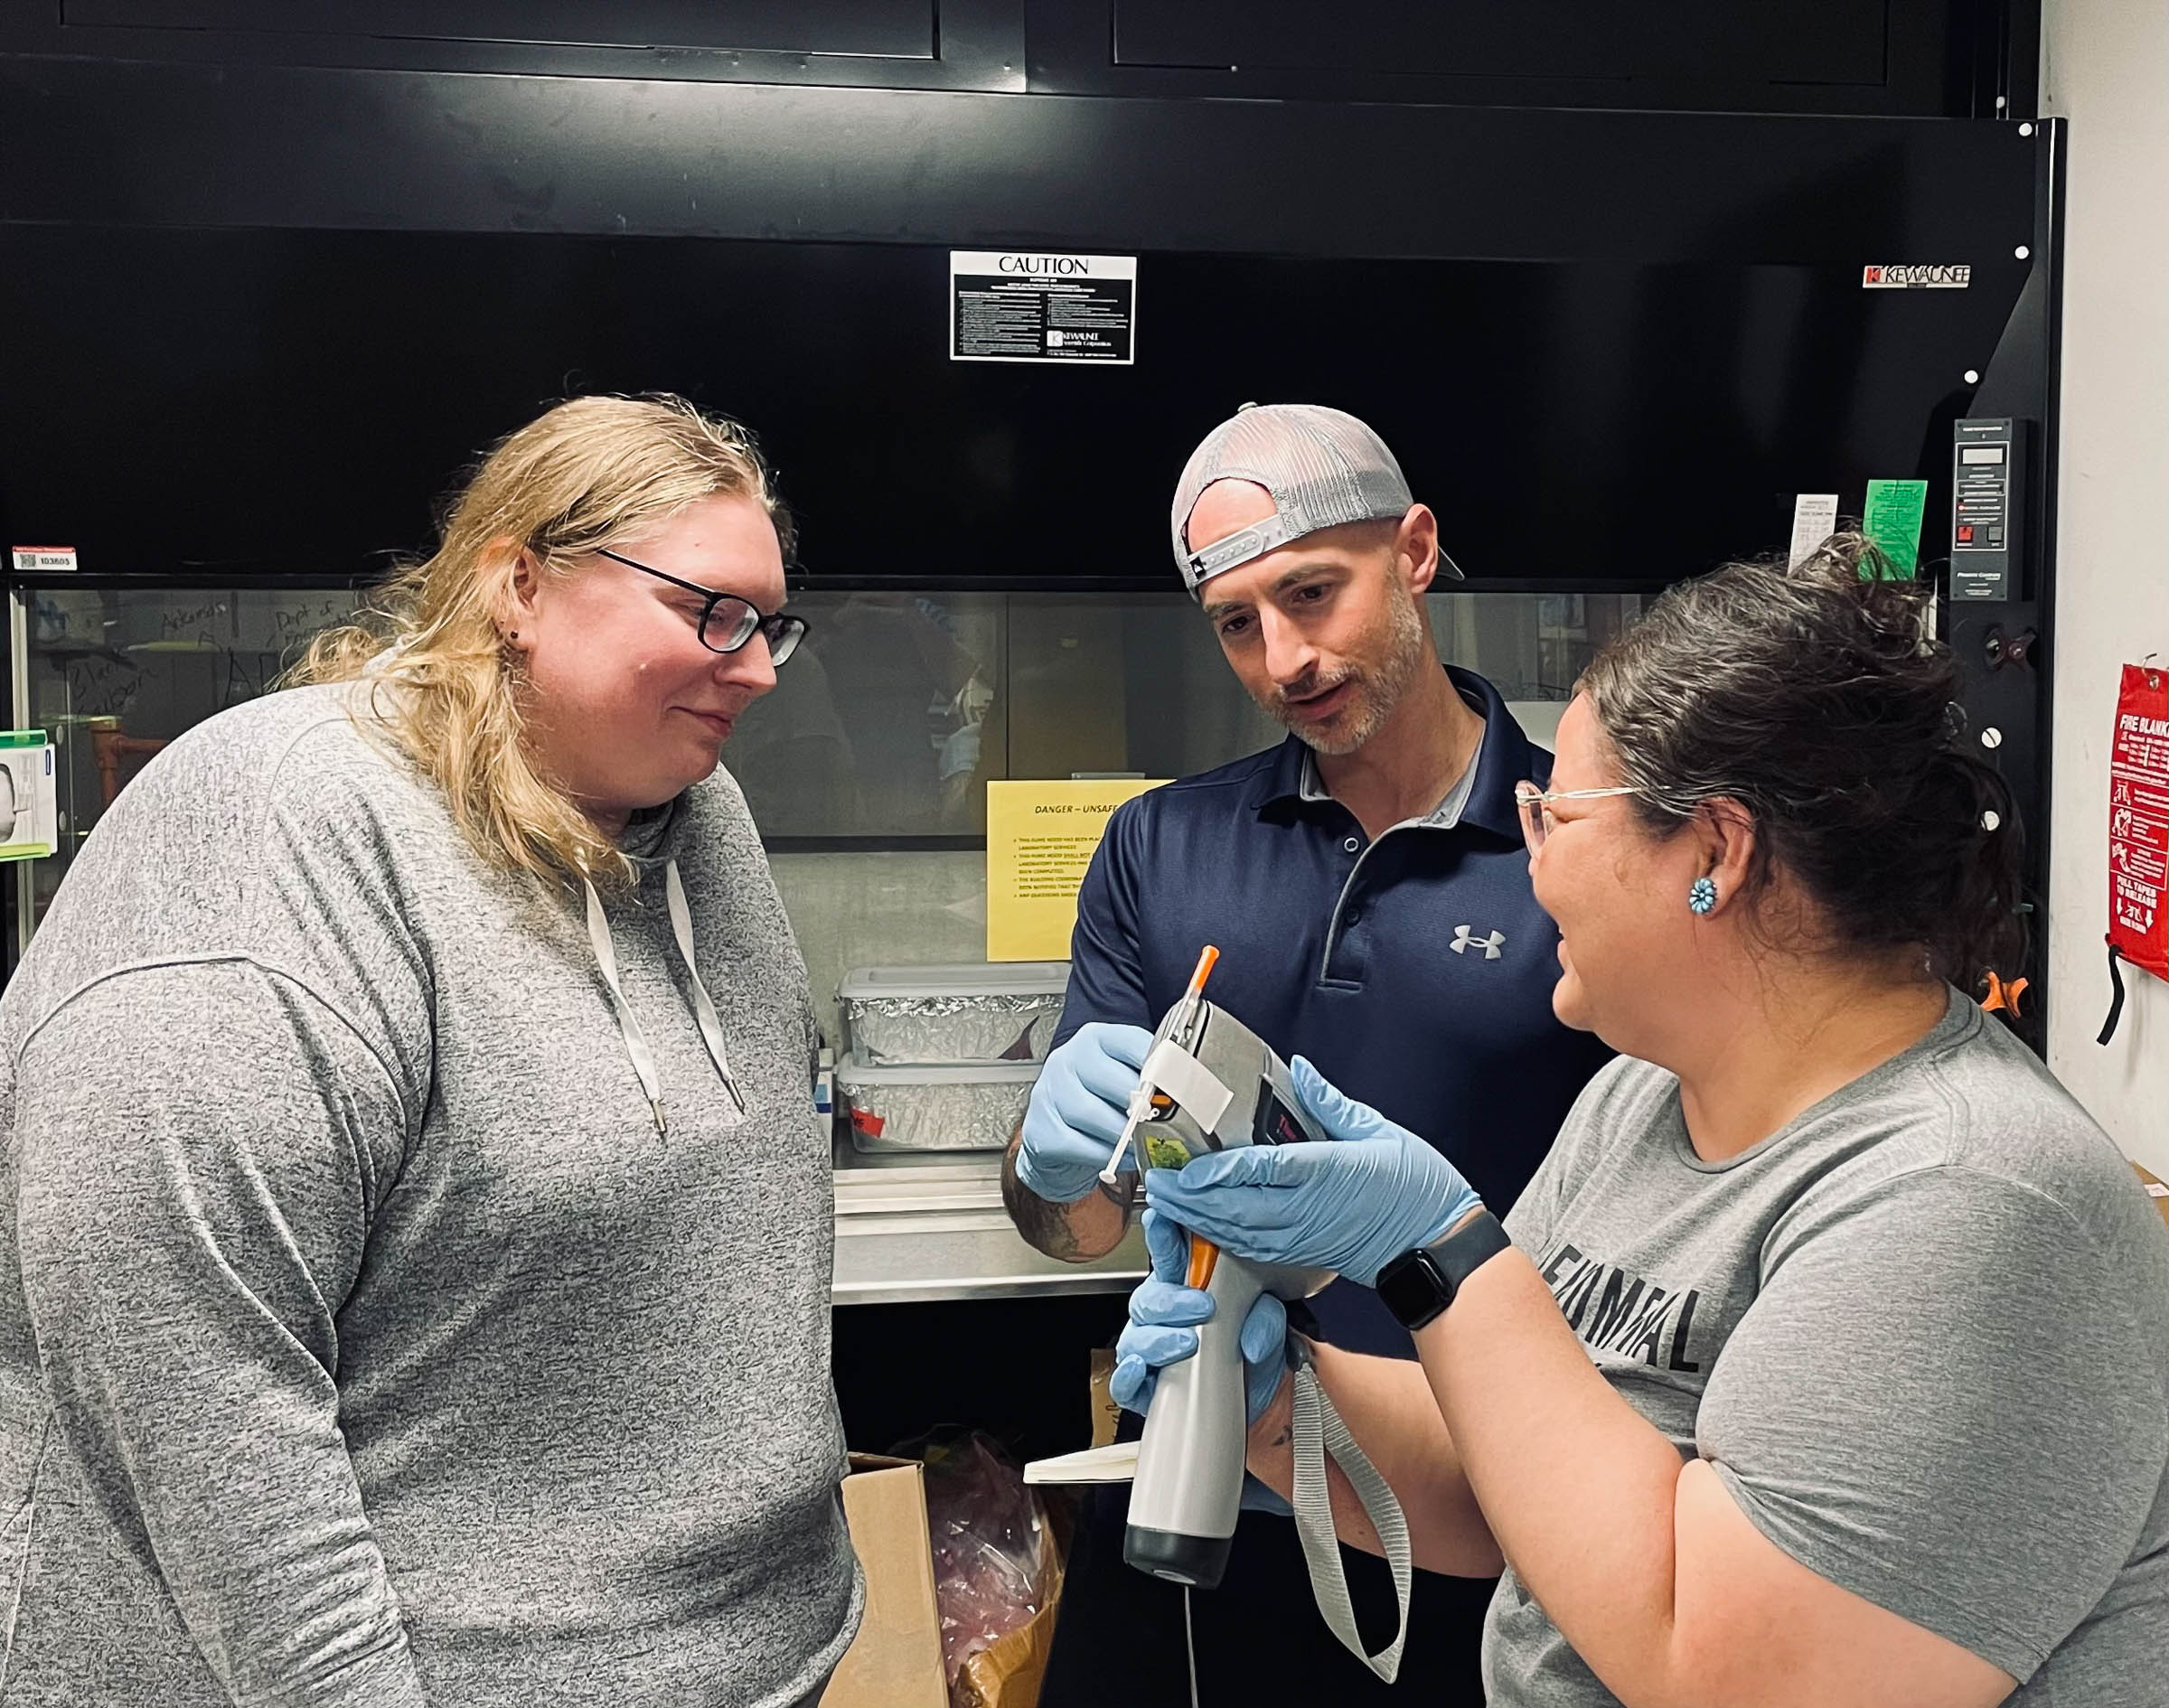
[1451,925,1506,960]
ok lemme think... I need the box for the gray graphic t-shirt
[1490,992,2169,1706]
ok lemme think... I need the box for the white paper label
[1140,1037,1235,1136]
[1788,496,1840,567]
[10,547,77,572]
[0,740,59,860]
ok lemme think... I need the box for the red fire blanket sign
[2101,664,2169,1045]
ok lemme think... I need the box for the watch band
[1377,1210,1511,1331]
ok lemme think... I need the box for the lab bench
[831,1137,1148,1305]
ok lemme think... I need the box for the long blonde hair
[290,393,787,893]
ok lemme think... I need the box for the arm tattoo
[1261,1336,1315,1450]
[999,1133,1138,1261]
[1000,1131,1086,1260]
[1002,1158,1087,1261]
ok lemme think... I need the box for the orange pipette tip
[1187,1235,1221,1290]
[1187,943,1220,997]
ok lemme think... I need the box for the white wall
[2041,0,2169,1175]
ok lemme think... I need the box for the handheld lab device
[1100,947,1338,1591]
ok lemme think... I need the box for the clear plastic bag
[917,1432,1052,1704]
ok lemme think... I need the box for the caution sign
[951,251,1136,365]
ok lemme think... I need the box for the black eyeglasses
[596,548,810,665]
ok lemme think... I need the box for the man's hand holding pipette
[1013,1023,1155,1204]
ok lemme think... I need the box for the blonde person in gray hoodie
[0,394,857,1707]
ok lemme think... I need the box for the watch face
[1376,1252,1444,1327]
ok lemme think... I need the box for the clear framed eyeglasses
[1513,782,1644,853]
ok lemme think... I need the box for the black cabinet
[65,0,937,56]
[1113,0,1884,84]
[1037,0,2033,117]
[12,0,1021,92]
[5,0,2035,116]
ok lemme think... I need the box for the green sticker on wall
[1862,479,1930,577]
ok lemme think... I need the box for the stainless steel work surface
[832,1141,1147,1304]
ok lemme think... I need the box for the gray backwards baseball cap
[1169,402,1461,597]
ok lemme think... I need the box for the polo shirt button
[1342,836,1360,854]
[1345,907,1363,927]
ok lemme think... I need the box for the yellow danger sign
[985,778,1167,962]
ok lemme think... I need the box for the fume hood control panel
[1950,418,2029,602]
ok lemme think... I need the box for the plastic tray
[838,1056,1042,1154]
[840,962,1069,1065]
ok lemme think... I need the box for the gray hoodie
[0,683,861,1706]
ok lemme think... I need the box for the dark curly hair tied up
[1576,533,2024,996]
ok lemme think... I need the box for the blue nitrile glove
[1142,1056,1485,1287]
[1013,1022,1155,1204]
[1110,1210,1291,1427]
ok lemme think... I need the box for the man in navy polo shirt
[1007,404,1612,1706]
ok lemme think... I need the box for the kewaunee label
[1862,264,1972,289]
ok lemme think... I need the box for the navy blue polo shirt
[1056,666,1613,1356]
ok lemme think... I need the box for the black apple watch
[1376,1210,1512,1331]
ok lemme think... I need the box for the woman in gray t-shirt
[1122,537,2169,1706]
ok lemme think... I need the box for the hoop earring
[1688,876,1717,915]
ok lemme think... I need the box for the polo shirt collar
[1259,665,1539,843]
[1451,667,1542,842]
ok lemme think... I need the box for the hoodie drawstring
[584,858,747,1137]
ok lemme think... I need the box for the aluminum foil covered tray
[838,1056,1042,1153]
[839,962,1070,1065]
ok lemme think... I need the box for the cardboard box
[1086,1348,1122,1450]
[822,1456,947,1708]
[2136,1162,2168,1227]
[955,1499,1071,1708]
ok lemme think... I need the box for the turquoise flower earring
[1688,876,1718,915]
